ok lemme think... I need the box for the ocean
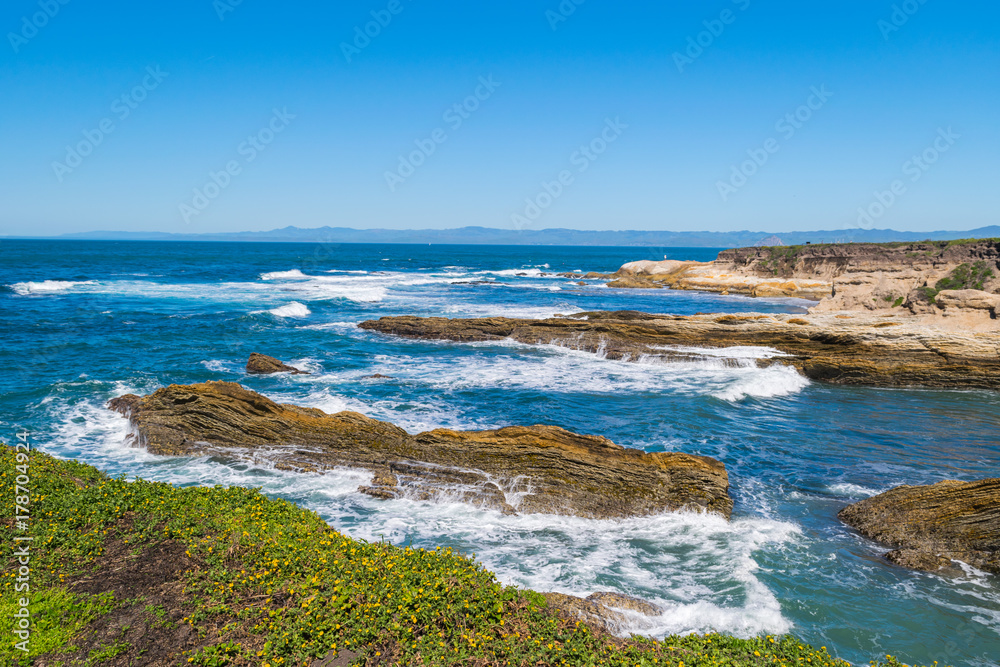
[1,239,998,666]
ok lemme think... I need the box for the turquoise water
[1,240,998,666]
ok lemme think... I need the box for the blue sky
[1,0,998,235]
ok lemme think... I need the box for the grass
[2,447,943,666]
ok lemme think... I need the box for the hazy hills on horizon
[8,225,1000,248]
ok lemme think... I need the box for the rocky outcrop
[935,289,1000,319]
[245,353,308,375]
[839,479,1000,574]
[542,591,662,635]
[564,241,1000,327]
[358,311,1000,390]
[108,382,732,520]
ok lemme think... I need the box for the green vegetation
[916,261,996,304]
[2,448,945,666]
[880,295,905,308]
[935,261,995,291]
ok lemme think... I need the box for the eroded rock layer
[567,240,1000,329]
[358,311,1000,390]
[839,479,1000,574]
[108,381,732,520]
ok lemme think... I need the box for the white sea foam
[826,482,881,498]
[344,502,798,638]
[710,365,810,402]
[363,340,811,402]
[483,268,551,278]
[298,321,363,332]
[10,280,96,295]
[293,386,483,434]
[261,269,311,280]
[201,359,231,373]
[264,302,311,318]
[653,345,792,360]
[441,304,584,319]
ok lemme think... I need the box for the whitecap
[711,365,810,402]
[263,302,311,318]
[10,280,96,295]
[261,269,311,280]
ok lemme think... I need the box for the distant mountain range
[9,225,1000,248]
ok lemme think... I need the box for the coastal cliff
[839,479,1000,574]
[574,240,1000,330]
[359,310,1000,390]
[108,381,733,520]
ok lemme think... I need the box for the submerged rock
[838,479,1000,574]
[245,353,309,375]
[358,311,1000,390]
[108,381,732,520]
[542,591,662,635]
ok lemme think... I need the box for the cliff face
[108,381,733,520]
[599,240,1000,329]
[718,239,1000,282]
[839,479,1000,574]
[358,311,1000,390]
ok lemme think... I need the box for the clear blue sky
[1,0,997,235]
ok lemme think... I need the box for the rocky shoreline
[359,310,1000,390]
[108,381,733,520]
[566,239,1000,331]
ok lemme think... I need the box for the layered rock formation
[108,381,732,520]
[359,310,1000,390]
[839,479,1000,574]
[606,258,832,300]
[245,353,308,375]
[569,240,1000,329]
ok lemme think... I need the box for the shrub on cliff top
[1,447,944,666]
[917,261,996,304]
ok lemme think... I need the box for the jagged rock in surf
[542,591,662,635]
[839,478,1000,574]
[358,311,1000,390]
[245,353,309,375]
[107,381,733,520]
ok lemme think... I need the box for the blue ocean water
[1,240,998,666]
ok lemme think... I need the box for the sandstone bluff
[108,381,732,520]
[839,479,1000,574]
[359,310,1000,390]
[567,239,1000,331]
